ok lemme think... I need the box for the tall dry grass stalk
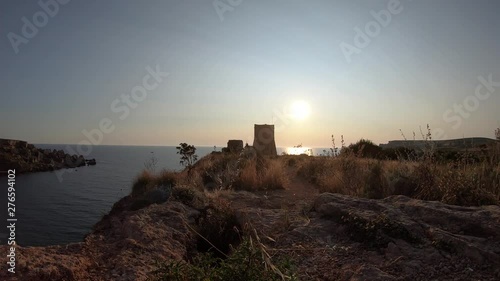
[260,159,289,190]
[294,147,499,206]
[235,158,289,191]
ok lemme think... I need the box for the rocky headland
[1,151,499,280]
[0,138,96,174]
[1,181,499,280]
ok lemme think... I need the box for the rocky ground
[221,177,500,280]
[1,173,499,280]
[0,139,95,174]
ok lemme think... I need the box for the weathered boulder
[312,193,500,279]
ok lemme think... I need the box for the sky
[1,0,499,147]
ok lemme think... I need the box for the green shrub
[340,212,421,248]
[176,142,198,169]
[345,139,383,159]
[149,237,298,281]
[172,186,196,204]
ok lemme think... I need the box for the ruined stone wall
[227,140,243,153]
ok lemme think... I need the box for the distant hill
[379,137,497,150]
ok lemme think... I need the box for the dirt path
[283,167,320,202]
[218,169,347,280]
[220,168,320,241]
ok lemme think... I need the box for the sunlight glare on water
[285,147,313,156]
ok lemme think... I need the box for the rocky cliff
[1,190,499,280]
[0,194,198,281]
[0,139,95,174]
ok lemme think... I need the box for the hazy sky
[1,0,499,147]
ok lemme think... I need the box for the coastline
[0,138,96,175]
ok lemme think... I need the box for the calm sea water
[2,145,328,247]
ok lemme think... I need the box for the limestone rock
[0,198,198,281]
[312,193,500,279]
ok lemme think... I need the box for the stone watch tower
[253,124,277,156]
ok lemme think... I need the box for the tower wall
[253,124,277,156]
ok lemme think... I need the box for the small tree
[495,128,500,141]
[176,143,198,169]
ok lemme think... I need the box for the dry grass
[237,159,259,190]
[133,144,499,207]
[233,157,289,191]
[259,159,289,190]
[296,156,369,196]
[412,161,499,206]
[131,169,186,197]
[156,169,179,186]
[131,170,157,197]
[189,152,289,191]
[133,151,290,199]
[294,150,499,206]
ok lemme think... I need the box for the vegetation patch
[339,212,421,248]
[149,195,298,281]
[172,185,195,203]
[294,133,499,206]
[131,170,157,198]
[149,237,298,281]
[195,198,243,258]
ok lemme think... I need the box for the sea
[2,145,329,247]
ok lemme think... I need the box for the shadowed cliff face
[0,195,199,281]
[0,139,91,174]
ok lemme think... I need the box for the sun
[289,100,310,120]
